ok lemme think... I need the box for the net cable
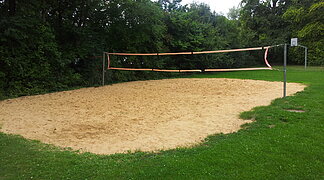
[106,46,273,72]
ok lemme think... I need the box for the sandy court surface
[0,78,305,154]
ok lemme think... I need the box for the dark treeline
[0,0,323,99]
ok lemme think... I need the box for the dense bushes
[0,17,81,98]
[0,0,322,99]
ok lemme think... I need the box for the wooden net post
[102,52,105,86]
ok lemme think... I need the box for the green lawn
[1,66,323,179]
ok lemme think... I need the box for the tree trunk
[272,0,278,8]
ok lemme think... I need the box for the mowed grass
[1,66,323,179]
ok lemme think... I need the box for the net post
[305,47,308,70]
[283,44,287,98]
[102,52,105,86]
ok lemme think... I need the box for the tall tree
[157,0,183,12]
[240,0,291,45]
[284,0,324,65]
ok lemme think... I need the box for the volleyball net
[104,46,273,72]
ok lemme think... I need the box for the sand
[0,78,305,154]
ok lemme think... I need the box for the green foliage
[0,0,323,98]
[240,0,291,48]
[284,1,324,65]
[0,17,80,98]
[159,2,252,69]
[240,0,323,65]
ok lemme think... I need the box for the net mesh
[106,46,272,72]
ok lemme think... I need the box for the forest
[0,0,323,99]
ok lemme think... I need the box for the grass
[1,66,323,179]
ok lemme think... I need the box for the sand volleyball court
[0,78,305,154]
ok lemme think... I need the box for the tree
[240,0,291,45]
[239,0,293,64]
[157,0,183,12]
[284,0,324,65]
[228,6,240,20]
